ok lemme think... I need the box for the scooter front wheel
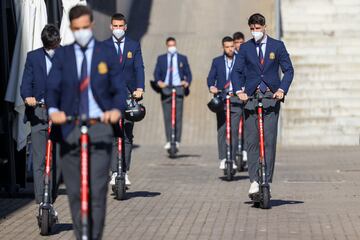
[168,146,177,158]
[260,186,271,209]
[225,163,235,181]
[236,153,244,172]
[39,209,50,235]
[115,177,126,200]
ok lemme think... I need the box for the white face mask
[168,46,177,54]
[73,28,93,47]
[113,29,125,40]
[251,31,264,42]
[46,49,55,58]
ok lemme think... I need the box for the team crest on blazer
[180,62,183,68]
[98,62,108,74]
[127,51,133,59]
[269,52,275,60]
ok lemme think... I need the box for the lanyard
[225,55,235,80]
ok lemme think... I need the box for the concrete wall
[281,0,360,145]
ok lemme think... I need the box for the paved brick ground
[1,145,360,239]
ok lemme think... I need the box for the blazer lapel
[68,44,80,86]
[163,55,168,75]
[39,49,47,79]
[91,41,100,85]
[263,37,273,71]
[121,40,128,69]
[250,40,263,72]
[221,56,227,81]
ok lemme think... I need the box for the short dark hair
[166,37,176,43]
[41,24,60,49]
[233,32,245,40]
[69,5,93,23]
[248,13,266,26]
[222,36,233,45]
[111,13,127,24]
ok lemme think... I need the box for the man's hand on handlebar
[273,89,284,100]
[209,86,218,94]
[133,88,144,99]
[157,81,167,89]
[102,109,121,124]
[25,97,37,107]
[237,91,249,101]
[50,111,67,124]
[181,80,189,88]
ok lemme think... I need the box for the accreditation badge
[98,62,108,74]
[127,51,133,59]
[180,62,183,68]
[269,52,275,60]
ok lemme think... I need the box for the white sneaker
[125,173,131,186]
[219,159,226,169]
[249,181,259,195]
[164,142,171,150]
[232,161,238,169]
[242,150,248,161]
[110,172,117,186]
[52,207,58,217]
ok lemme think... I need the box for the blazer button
[261,75,264,78]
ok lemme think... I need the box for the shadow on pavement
[170,154,201,159]
[121,191,161,200]
[51,223,73,235]
[0,197,33,221]
[218,175,249,181]
[244,199,304,208]
[270,199,304,207]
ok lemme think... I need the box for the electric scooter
[66,115,101,239]
[168,88,178,158]
[248,94,274,209]
[224,94,236,181]
[112,118,127,200]
[236,116,246,172]
[36,102,58,235]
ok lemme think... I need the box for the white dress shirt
[165,52,181,86]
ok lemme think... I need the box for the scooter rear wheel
[115,178,126,200]
[40,209,50,235]
[260,186,271,209]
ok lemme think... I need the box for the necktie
[79,47,89,118]
[168,54,174,87]
[116,41,123,64]
[257,43,267,93]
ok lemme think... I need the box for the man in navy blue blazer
[154,37,192,150]
[102,13,145,187]
[46,6,127,239]
[231,13,294,197]
[233,31,245,54]
[207,36,242,170]
[20,24,61,214]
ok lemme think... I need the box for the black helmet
[207,94,224,113]
[125,99,146,122]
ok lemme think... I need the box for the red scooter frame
[35,102,57,235]
[67,116,101,240]
[80,122,90,239]
[248,94,273,209]
[168,88,178,158]
[224,94,236,180]
[236,115,246,172]
[112,119,126,200]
